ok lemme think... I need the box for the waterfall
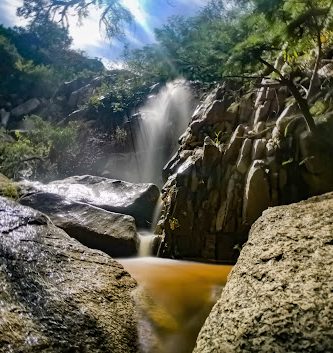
[138,198,163,257]
[134,80,194,257]
[101,79,195,185]
[134,78,195,186]
[138,231,155,257]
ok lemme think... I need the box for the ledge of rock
[19,192,139,257]
[21,175,160,228]
[194,192,333,353]
[0,196,138,353]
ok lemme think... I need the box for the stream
[119,256,232,353]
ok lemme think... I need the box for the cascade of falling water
[138,231,155,257]
[135,78,195,186]
[101,79,195,185]
[138,198,163,257]
[136,79,195,257]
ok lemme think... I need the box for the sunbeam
[121,0,155,41]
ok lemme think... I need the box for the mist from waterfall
[100,79,195,185]
[134,78,195,186]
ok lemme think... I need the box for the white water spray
[135,79,195,185]
[138,231,155,257]
[101,79,195,185]
[138,198,163,257]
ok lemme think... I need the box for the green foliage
[0,116,80,180]
[18,0,133,39]
[0,22,104,100]
[214,131,223,145]
[122,0,333,87]
[86,73,154,128]
[111,126,128,146]
[169,217,180,231]
[0,182,20,200]
[310,99,329,116]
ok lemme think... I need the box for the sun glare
[69,0,155,52]
[121,0,155,41]
[69,7,104,50]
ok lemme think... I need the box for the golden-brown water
[119,257,232,353]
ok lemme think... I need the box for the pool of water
[119,257,233,353]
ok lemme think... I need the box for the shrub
[0,116,81,180]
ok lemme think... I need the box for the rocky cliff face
[194,192,333,353]
[157,76,333,263]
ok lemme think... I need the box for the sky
[0,0,208,65]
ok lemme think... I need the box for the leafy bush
[0,182,20,200]
[15,59,59,97]
[0,116,80,180]
[0,22,104,101]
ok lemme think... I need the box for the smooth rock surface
[21,175,160,228]
[0,196,138,353]
[194,192,333,353]
[19,192,139,257]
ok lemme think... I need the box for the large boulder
[21,175,160,228]
[19,192,139,257]
[11,98,40,117]
[0,196,138,353]
[194,192,333,353]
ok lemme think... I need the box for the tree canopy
[17,0,133,38]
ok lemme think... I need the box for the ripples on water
[119,257,232,353]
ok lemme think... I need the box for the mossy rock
[0,173,20,200]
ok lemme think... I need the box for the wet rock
[163,150,194,182]
[194,192,333,353]
[20,175,160,228]
[11,98,40,117]
[0,196,138,353]
[19,192,139,257]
